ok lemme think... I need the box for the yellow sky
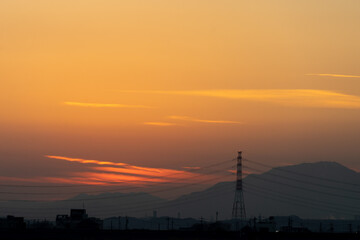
[0,0,360,196]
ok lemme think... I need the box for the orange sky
[0,0,360,199]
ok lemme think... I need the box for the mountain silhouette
[161,161,360,220]
[2,161,359,220]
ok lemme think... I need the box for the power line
[0,159,234,188]
[243,188,355,217]
[244,165,360,195]
[2,179,235,216]
[97,176,358,218]
[1,161,234,212]
[0,165,232,196]
[6,156,360,220]
[243,169,360,201]
[86,181,235,216]
[244,182,360,214]
[0,168,233,204]
[243,158,360,188]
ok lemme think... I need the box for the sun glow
[44,155,216,185]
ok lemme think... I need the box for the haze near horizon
[1,0,360,200]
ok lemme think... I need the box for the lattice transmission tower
[232,151,246,229]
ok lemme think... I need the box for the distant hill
[161,161,360,220]
[1,192,167,219]
[2,161,360,220]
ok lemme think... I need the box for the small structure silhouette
[0,215,26,230]
[56,209,102,229]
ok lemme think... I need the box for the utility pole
[288,217,293,232]
[200,216,204,231]
[319,222,322,232]
[253,217,257,232]
[232,151,246,231]
[125,216,129,230]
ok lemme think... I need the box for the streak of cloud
[42,177,120,185]
[45,155,128,167]
[143,122,177,126]
[93,166,200,180]
[45,155,213,185]
[121,89,360,109]
[0,175,145,186]
[76,172,169,184]
[64,102,152,108]
[169,115,242,124]
[306,74,360,79]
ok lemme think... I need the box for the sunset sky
[1,0,360,200]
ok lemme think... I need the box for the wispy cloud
[45,155,212,185]
[306,74,360,79]
[92,167,197,182]
[169,116,242,124]
[64,102,152,108]
[143,122,178,126]
[121,89,360,109]
[41,176,120,185]
[75,172,169,184]
[45,155,128,167]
